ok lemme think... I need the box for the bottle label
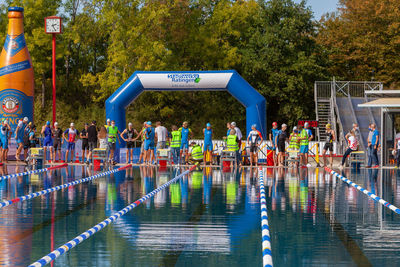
[3,34,26,57]
[0,89,33,132]
[0,60,31,76]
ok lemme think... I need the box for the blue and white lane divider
[259,167,273,267]
[0,164,132,209]
[0,163,68,182]
[29,166,195,267]
[326,167,400,215]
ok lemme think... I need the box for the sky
[296,0,340,19]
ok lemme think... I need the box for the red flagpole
[52,33,56,125]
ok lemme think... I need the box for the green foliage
[0,0,328,137]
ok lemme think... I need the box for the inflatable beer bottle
[0,7,34,132]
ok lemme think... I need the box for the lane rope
[29,166,195,267]
[326,167,400,215]
[259,167,273,267]
[0,164,132,209]
[0,163,68,182]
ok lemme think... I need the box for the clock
[45,16,62,34]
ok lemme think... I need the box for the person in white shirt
[340,129,358,168]
[155,121,168,149]
[394,131,400,168]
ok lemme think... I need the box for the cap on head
[70,122,75,127]
[23,117,28,122]
[54,122,58,126]
[252,124,257,128]
[304,122,309,128]
[293,126,298,131]
[147,121,152,126]
[272,122,278,127]
[128,122,133,126]
[107,118,110,123]
[231,122,236,127]
[326,123,331,129]
[46,121,50,126]
[206,123,211,127]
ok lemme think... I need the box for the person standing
[133,122,147,164]
[340,129,358,168]
[276,124,288,166]
[63,123,79,163]
[288,126,300,166]
[98,126,108,149]
[203,123,213,165]
[269,122,280,166]
[226,129,240,166]
[179,121,193,164]
[52,122,63,162]
[366,123,373,167]
[80,123,89,163]
[226,122,231,136]
[299,122,313,167]
[107,120,120,165]
[370,123,380,168]
[155,121,168,149]
[144,121,155,165]
[86,120,98,164]
[247,124,263,167]
[120,122,138,163]
[15,119,26,161]
[322,124,335,167]
[0,120,11,163]
[170,125,181,164]
[41,121,54,163]
[394,130,400,168]
[230,122,243,149]
[104,118,111,130]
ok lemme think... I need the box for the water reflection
[0,165,400,266]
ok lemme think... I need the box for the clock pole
[52,33,56,125]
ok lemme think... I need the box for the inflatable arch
[105,70,266,158]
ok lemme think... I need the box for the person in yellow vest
[170,125,181,164]
[288,126,300,167]
[189,142,203,169]
[298,122,313,167]
[107,120,121,165]
[227,129,240,166]
[322,124,335,167]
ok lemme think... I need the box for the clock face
[45,18,61,33]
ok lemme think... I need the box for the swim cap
[252,124,257,128]
[70,122,75,127]
[54,122,58,126]
[147,121,152,126]
[231,122,236,127]
[23,117,28,122]
[128,122,133,126]
[46,121,50,125]
[107,118,110,123]
[206,123,211,127]
[304,122,309,128]
[326,123,331,128]
[293,126,298,131]
[272,122,277,126]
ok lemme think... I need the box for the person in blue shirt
[144,121,155,165]
[203,123,213,165]
[41,121,54,163]
[269,122,280,166]
[369,123,379,168]
[0,119,11,163]
[179,121,193,164]
[15,119,26,161]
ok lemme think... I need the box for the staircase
[316,99,333,141]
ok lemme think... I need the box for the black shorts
[250,144,258,153]
[82,141,89,151]
[53,139,61,150]
[323,143,333,152]
[127,142,135,149]
[89,141,97,151]
[277,142,285,153]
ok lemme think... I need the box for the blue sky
[296,0,340,19]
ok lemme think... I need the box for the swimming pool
[0,165,399,266]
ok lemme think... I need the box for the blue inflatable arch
[105,70,266,144]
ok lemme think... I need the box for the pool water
[0,165,399,266]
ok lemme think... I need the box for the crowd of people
[0,116,384,168]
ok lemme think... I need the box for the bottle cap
[8,7,24,12]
